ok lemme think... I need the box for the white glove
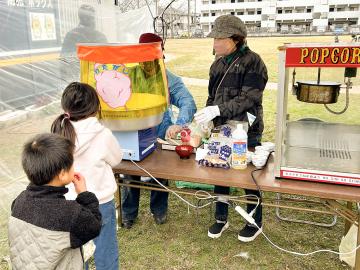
[194,106,220,124]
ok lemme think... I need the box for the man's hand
[194,106,220,124]
[165,125,182,139]
[72,172,87,194]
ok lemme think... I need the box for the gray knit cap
[207,15,247,38]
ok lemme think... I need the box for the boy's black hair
[22,133,75,185]
[51,82,100,144]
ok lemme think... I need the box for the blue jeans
[121,175,168,221]
[93,200,119,270]
[214,136,263,226]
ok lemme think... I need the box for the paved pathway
[181,76,360,93]
[167,53,359,93]
[166,52,359,93]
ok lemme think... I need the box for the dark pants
[121,175,169,221]
[214,186,262,226]
[214,135,262,226]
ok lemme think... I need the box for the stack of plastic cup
[246,151,253,164]
[252,146,270,169]
[261,142,275,152]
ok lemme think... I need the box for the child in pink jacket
[52,82,123,270]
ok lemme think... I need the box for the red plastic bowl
[175,145,194,159]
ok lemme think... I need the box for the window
[248,11,255,15]
[329,7,334,12]
[231,0,235,2]
[237,0,244,2]
[306,8,311,13]
[277,9,283,14]
[237,11,244,15]
[203,13,209,17]
[257,10,261,14]
[211,0,216,4]
[285,10,292,14]
[211,12,216,16]
[231,11,235,15]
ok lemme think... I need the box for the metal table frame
[113,148,360,269]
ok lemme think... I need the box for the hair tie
[60,112,71,128]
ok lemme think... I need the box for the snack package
[198,136,232,169]
[198,121,247,169]
[210,121,248,140]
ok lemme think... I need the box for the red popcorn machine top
[275,42,360,186]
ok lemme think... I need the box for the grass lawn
[118,191,350,270]
[1,36,359,269]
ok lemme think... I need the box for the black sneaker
[154,214,167,225]
[122,220,134,229]
[238,223,262,242]
[208,220,229,239]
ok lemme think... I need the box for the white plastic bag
[83,240,96,262]
[339,224,358,268]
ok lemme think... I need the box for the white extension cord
[129,160,360,257]
[233,195,360,257]
[129,160,259,209]
[235,205,256,225]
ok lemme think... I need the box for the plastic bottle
[231,123,248,170]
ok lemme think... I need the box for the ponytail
[51,82,100,143]
[51,113,77,144]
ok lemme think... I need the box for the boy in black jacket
[8,133,102,270]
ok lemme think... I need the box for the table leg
[355,213,360,270]
[115,173,123,228]
[118,186,122,228]
[345,202,353,235]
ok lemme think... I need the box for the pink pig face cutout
[94,64,131,108]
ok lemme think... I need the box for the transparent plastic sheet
[0,0,153,261]
[78,44,169,122]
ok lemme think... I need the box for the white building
[199,0,360,34]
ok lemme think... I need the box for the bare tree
[115,0,155,13]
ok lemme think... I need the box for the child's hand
[72,172,87,194]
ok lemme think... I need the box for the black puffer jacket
[9,185,102,270]
[206,46,268,143]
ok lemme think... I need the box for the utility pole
[155,0,158,17]
[187,0,190,38]
[194,0,197,28]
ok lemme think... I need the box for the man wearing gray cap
[194,14,268,242]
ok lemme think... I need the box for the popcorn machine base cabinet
[279,121,360,186]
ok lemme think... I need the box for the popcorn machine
[275,43,360,186]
